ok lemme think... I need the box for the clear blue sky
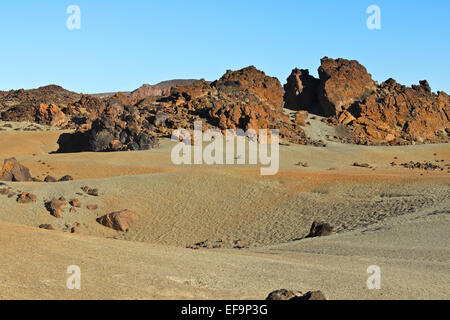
[0,0,449,93]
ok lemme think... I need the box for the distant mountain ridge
[128,79,199,100]
[91,79,200,100]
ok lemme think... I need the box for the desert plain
[0,118,448,300]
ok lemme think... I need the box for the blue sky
[0,0,449,93]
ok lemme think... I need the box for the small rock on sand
[45,198,67,218]
[17,192,37,204]
[266,289,327,300]
[306,221,334,238]
[97,210,135,232]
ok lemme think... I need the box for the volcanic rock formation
[284,57,449,145]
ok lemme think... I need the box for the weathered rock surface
[0,158,33,182]
[339,79,450,144]
[97,209,135,232]
[317,57,376,116]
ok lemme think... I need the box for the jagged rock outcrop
[317,57,376,116]
[284,57,449,145]
[214,66,284,108]
[339,79,450,144]
[161,66,313,144]
[137,67,315,145]
[284,68,319,112]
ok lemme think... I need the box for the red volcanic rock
[152,66,314,145]
[36,103,67,127]
[208,67,285,130]
[0,158,33,182]
[317,57,376,116]
[97,209,135,232]
[214,65,284,108]
[283,57,449,145]
[69,94,107,121]
[0,85,80,125]
[340,78,450,144]
[284,68,319,112]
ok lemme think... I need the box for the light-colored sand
[0,202,448,300]
[0,128,449,299]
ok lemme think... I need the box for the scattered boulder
[17,192,37,204]
[266,289,327,301]
[59,175,74,182]
[87,188,99,197]
[306,221,334,238]
[0,158,33,182]
[45,198,67,218]
[266,289,303,300]
[69,198,81,208]
[353,162,371,168]
[39,224,55,230]
[292,291,327,301]
[97,209,135,232]
[70,227,80,234]
[44,175,58,183]
[81,186,99,196]
[87,204,98,211]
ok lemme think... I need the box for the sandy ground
[0,125,449,299]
